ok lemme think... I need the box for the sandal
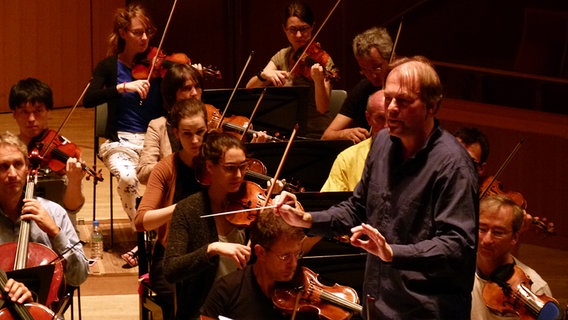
[121,247,139,268]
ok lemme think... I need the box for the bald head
[366,90,387,136]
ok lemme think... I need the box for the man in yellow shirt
[321,90,386,191]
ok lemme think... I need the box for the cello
[0,158,64,310]
[0,269,55,320]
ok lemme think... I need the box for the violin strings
[309,282,363,312]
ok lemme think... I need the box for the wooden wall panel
[0,1,93,112]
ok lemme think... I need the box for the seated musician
[9,78,86,233]
[0,276,33,307]
[200,209,307,320]
[321,27,393,144]
[454,127,490,179]
[320,89,386,192]
[0,131,89,288]
[471,195,555,319]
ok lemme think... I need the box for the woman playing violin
[200,209,306,320]
[9,78,86,233]
[472,195,554,319]
[246,0,336,139]
[163,131,253,320]
[83,4,164,266]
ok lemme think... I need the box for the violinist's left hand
[250,131,268,143]
[3,278,33,304]
[66,157,86,182]
[266,178,285,195]
[350,223,393,262]
[310,63,325,83]
[21,199,60,238]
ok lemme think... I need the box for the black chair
[138,231,164,320]
[93,103,115,248]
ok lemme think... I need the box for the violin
[0,166,64,310]
[132,47,222,80]
[291,42,339,82]
[205,104,283,142]
[479,176,554,235]
[0,269,55,320]
[482,264,562,319]
[272,267,362,320]
[30,129,103,182]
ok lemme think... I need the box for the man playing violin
[9,78,86,233]
[200,209,306,320]
[454,127,490,179]
[472,195,554,319]
[322,27,393,144]
[0,131,89,288]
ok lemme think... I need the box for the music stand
[7,264,55,305]
[203,86,311,137]
[245,140,352,191]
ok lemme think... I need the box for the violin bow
[288,0,343,75]
[239,87,267,142]
[216,51,255,130]
[388,17,403,64]
[145,0,179,84]
[39,81,91,160]
[480,139,525,199]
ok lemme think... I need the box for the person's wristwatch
[256,70,267,82]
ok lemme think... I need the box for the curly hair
[352,27,393,60]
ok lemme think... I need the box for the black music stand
[245,140,353,191]
[7,264,55,305]
[203,86,311,137]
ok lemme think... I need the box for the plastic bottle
[91,220,103,260]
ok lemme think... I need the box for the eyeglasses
[471,158,483,170]
[359,65,384,75]
[267,248,304,263]
[14,106,47,117]
[286,25,312,35]
[219,161,250,174]
[127,28,156,38]
[479,226,513,239]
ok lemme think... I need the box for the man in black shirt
[322,27,393,144]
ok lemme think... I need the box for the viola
[132,47,222,80]
[482,264,562,319]
[0,269,55,320]
[0,167,64,310]
[30,129,103,182]
[205,104,283,142]
[272,266,362,320]
[291,42,339,82]
[479,176,554,235]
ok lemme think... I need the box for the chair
[138,231,164,320]
[329,89,347,118]
[93,103,115,248]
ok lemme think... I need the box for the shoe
[121,248,138,268]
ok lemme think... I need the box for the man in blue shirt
[276,56,478,319]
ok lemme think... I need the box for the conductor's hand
[273,191,312,229]
[350,223,393,262]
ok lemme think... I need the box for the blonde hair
[0,131,28,159]
[107,3,155,56]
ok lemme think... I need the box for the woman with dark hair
[246,0,336,138]
[137,63,204,184]
[164,131,253,319]
[135,98,208,320]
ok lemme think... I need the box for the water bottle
[91,220,103,260]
